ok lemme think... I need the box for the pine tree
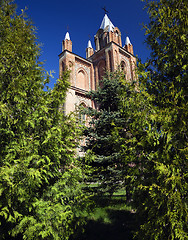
[0,1,88,239]
[82,71,137,196]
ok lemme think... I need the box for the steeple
[124,36,133,54]
[86,40,94,59]
[87,40,92,48]
[100,14,115,31]
[125,36,131,45]
[95,14,122,51]
[64,32,70,40]
[62,32,72,52]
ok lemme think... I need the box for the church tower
[59,14,137,114]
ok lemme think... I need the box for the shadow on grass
[72,209,137,240]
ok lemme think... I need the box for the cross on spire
[102,6,109,14]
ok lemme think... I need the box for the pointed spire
[125,36,131,45]
[87,40,92,49]
[124,36,133,54]
[64,32,70,41]
[62,32,72,52]
[86,40,94,58]
[100,14,115,31]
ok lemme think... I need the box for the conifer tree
[119,0,188,238]
[83,0,188,238]
[0,1,88,239]
[83,71,136,196]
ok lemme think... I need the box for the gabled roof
[100,14,115,31]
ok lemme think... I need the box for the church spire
[95,14,122,51]
[124,36,133,54]
[86,40,94,59]
[125,36,131,45]
[62,32,72,52]
[87,40,92,48]
[64,31,70,40]
[100,14,115,31]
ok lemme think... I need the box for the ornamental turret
[86,40,94,58]
[124,36,133,55]
[62,32,72,52]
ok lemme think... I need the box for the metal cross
[102,6,109,14]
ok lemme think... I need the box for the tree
[0,1,89,239]
[82,71,137,197]
[119,0,188,239]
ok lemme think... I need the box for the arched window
[120,61,127,79]
[114,29,121,45]
[76,69,89,90]
[108,51,112,71]
[121,61,126,72]
[115,50,118,68]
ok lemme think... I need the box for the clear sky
[15,0,151,88]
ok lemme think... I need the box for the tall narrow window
[76,69,89,90]
[120,61,127,79]
[108,51,112,71]
[121,61,126,72]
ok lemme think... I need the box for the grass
[71,188,137,240]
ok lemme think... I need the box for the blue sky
[15,0,151,88]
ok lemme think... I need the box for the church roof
[100,14,115,31]
[87,40,93,48]
[125,36,132,45]
[64,32,70,40]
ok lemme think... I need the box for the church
[59,14,137,114]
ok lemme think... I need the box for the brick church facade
[59,14,136,114]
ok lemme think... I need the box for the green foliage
[82,71,137,196]
[82,0,188,239]
[0,1,89,239]
[119,0,188,239]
